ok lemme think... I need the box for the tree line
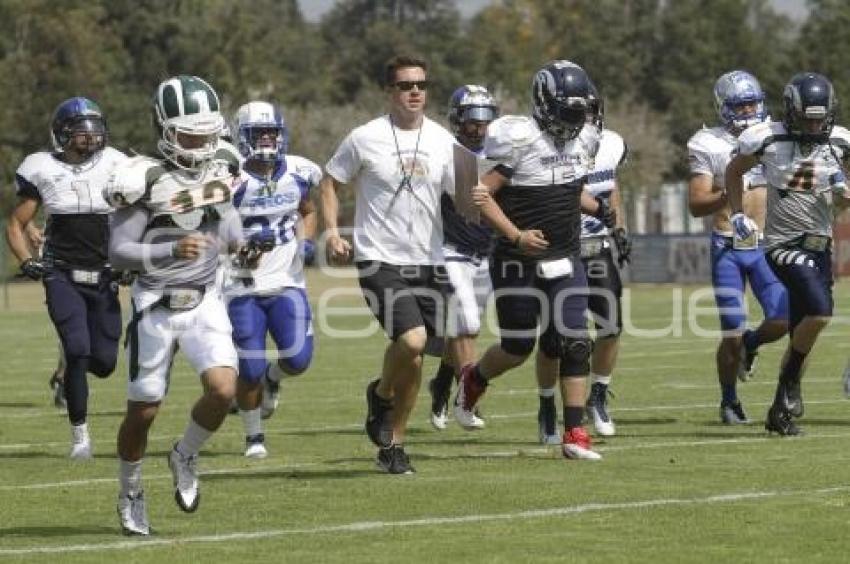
[2,0,848,221]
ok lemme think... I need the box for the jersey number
[787,161,815,191]
[243,214,296,245]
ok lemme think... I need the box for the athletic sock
[721,383,738,405]
[564,405,584,429]
[590,373,611,387]
[433,360,455,386]
[119,458,143,497]
[240,407,263,438]
[742,329,761,352]
[176,418,213,458]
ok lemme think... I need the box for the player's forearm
[109,206,173,270]
[5,218,32,263]
[725,155,757,213]
[300,200,318,240]
[479,196,521,242]
[689,191,727,217]
[610,187,627,229]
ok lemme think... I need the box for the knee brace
[559,337,592,377]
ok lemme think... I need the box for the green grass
[2,273,850,562]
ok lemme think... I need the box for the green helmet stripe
[161,84,181,119]
[181,76,219,114]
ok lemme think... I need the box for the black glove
[612,227,632,268]
[594,196,616,228]
[20,258,45,280]
[114,270,137,286]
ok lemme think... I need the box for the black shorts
[357,261,452,341]
[582,247,623,336]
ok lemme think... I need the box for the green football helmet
[152,75,225,169]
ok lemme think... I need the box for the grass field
[1,273,850,563]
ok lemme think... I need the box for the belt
[796,233,831,252]
[580,237,609,259]
[51,262,108,286]
[156,285,209,311]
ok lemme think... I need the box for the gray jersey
[737,121,850,248]
[106,145,243,309]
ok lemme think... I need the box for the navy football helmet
[713,70,767,133]
[587,81,604,131]
[783,72,836,143]
[50,97,107,156]
[531,60,592,141]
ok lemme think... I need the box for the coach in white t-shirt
[320,54,456,475]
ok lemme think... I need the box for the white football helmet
[152,75,225,170]
[233,101,288,162]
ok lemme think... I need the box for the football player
[6,97,126,459]
[456,60,614,460]
[726,72,850,435]
[224,101,318,458]
[427,84,499,431]
[107,75,245,535]
[687,70,789,425]
[533,83,630,442]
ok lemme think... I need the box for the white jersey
[15,147,126,267]
[223,155,322,295]
[736,121,850,248]
[325,115,456,265]
[581,129,626,238]
[687,125,766,190]
[105,143,243,308]
[484,115,596,261]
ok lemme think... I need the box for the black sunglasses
[393,80,429,92]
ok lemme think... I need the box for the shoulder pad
[288,155,323,186]
[15,152,50,181]
[829,125,850,154]
[485,115,540,162]
[737,122,775,156]
[103,155,161,207]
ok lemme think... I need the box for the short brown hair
[384,55,428,87]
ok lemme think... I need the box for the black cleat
[365,378,393,448]
[376,444,415,475]
[765,405,801,436]
[428,377,451,430]
[784,379,804,418]
[49,371,66,410]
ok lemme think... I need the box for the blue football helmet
[714,70,767,132]
[783,72,836,143]
[50,97,107,155]
[447,85,499,133]
[234,101,288,163]
[531,60,592,141]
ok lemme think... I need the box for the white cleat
[244,434,268,459]
[586,383,616,437]
[453,400,485,430]
[69,425,92,460]
[261,375,280,420]
[117,491,150,536]
[562,428,602,460]
[430,407,449,431]
[168,445,200,513]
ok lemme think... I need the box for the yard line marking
[4,431,850,492]
[1,485,848,555]
[3,398,850,450]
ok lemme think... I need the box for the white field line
[4,429,850,493]
[2,397,850,451]
[1,485,848,556]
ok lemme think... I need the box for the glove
[20,258,45,280]
[300,239,316,266]
[114,270,137,286]
[594,196,616,229]
[730,212,757,240]
[611,227,632,268]
[248,230,276,253]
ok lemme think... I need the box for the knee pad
[500,336,535,357]
[538,332,563,359]
[559,337,592,377]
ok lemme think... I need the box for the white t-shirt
[325,115,455,265]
